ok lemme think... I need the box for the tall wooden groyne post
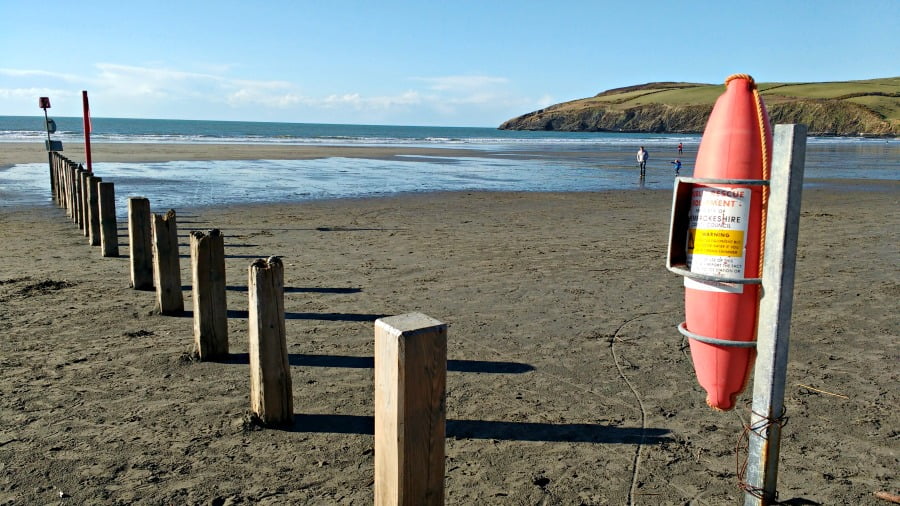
[79,169,89,234]
[248,257,293,426]
[152,209,184,315]
[98,182,119,257]
[128,197,153,289]
[72,166,83,226]
[191,230,228,360]
[374,313,447,506]
[87,175,103,246]
[49,151,60,203]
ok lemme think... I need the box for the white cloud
[226,88,302,108]
[0,68,83,83]
[0,87,74,99]
[315,90,423,111]
[1,64,548,125]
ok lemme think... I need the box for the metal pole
[43,107,54,197]
[43,108,51,144]
[743,124,807,505]
[82,90,93,174]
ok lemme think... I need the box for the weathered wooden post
[49,152,57,204]
[57,157,65,205]
[75,166,85,227]
[57,158,66,209]
[61,161,67,211]
[98,181,118,257]
[66,164,76,220]
[53,156,62,206]
[191,230,228,359]
[127,197,153,289]
[79,170,90,235]
[51,155,58,205]
[83,171,92,234]
[247,257,292,426]
[60,157,68,207]
[67,163,77,218]
[151,209,183,315]
[59,157,69,207]
[87,176,103,246]
[374,312,447,506]
[56,156,64,206]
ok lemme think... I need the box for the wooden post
[62,162,68,213]
[374,312,447,506]
[58,158,66,209]
[69,163,78,217]
[53,156,62,206]
[61,158,68,206]
[76,169,83,228]
[191,230,228,359]
[56,156,64,206]
[87,176,103,246]
[98,181,119,257]
[65,163,75,219]
[127,197,153,290]
[48,152,56,203]
[59,157,68,207]
[79,170,90,235]
[74,166,84,227]
[151,209,184,315]
[743,125,807,505]
[58,157,66,205]
[247,257,292,426]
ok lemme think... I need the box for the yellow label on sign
[689,229,744,257]
[685,186,752,293]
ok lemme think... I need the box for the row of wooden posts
[47,151,448,505]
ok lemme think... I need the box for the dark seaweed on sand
[15,279,75,297]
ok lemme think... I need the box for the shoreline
[0,141,496,168]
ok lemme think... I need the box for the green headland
[499,77,899,137]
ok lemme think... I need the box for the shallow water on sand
[1,140,896,214]
[0,154,678,213]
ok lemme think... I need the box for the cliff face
[766,100,896,137]
[499,79,900,137]
[499,103,713,133]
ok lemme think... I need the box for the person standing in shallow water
[637,146,649,177]
[678,142,683,155]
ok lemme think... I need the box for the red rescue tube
[684,74,772,411]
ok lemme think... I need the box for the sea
[1,115,897,213]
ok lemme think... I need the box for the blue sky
[2,1,898,127]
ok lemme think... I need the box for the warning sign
[685,186,751,293]
[690,229,745,257]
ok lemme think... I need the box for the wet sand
[0,146,897,504]
[1,142,492,167]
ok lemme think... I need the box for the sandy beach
[0,143,897,504]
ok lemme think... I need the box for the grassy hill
[499,77,900,137]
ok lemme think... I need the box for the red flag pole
[82,90,93,174]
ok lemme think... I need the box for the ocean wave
[0,121,892,148]
[0,131,697,146]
